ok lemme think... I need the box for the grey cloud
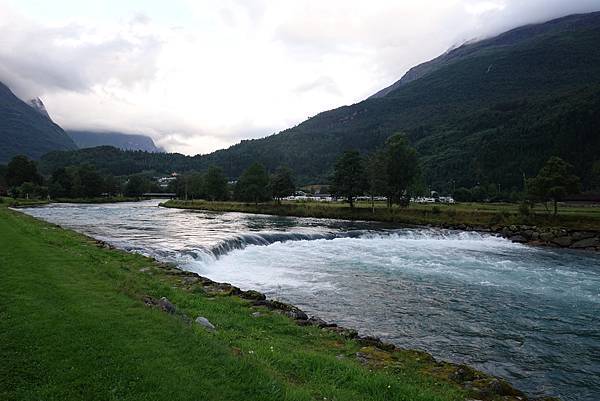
[0,18,162,99]
[294,76,342,96]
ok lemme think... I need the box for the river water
[21,200,600,401]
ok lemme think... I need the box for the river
[21,200,600,401]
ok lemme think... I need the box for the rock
[306,316,335,327]
[509,235,527,243]
[251,312,262,318]
[285,310,309,320]
[358,336,396,352]
[449,365,477,383]
[139,267,151,273]
[158,297,176,314]
[552,236,573,247]
[571,237,600,249]
[327,326,359,339]
[195,316,216,331]
[182,276,200,284]
[521,230,535,239]
[530,231,540,240]
[240,290,266,301]
[540,232,555,242]
[571,231,595,241]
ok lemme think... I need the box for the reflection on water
[21,200,600,401]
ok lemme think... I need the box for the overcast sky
[1,0,599,155]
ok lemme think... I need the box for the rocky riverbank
[94,238,561,401]
[438,223,600,252]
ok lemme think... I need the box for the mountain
[27,98,51,119]
[40,12,600,191]
[67,131,164,153]
[196,11,600,189]
[0,83,77,164]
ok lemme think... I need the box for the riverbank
[161,200,600,252]
[0,203,557,400]
[1,196,149,208]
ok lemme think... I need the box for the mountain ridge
[67,130,164,153]
[0,82,77,164]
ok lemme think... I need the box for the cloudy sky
[1,0,599,155]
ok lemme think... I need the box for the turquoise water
[22,201,600,401]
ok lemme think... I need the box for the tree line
[0,155,163,199]
[0,141,584,216]
[170,165,295,204]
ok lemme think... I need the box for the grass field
[161,199,600,231]
[0,200,476,401]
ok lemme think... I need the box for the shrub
[518,201,531,216]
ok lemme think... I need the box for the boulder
[195,316,216,331]
[158,297,176,314]
[539,232,555,242]
[571,237,600,249]
[285,310,309,320]
[509,235,527,243]
[572,231,595,241]
[251,312,262,318]
[240,290,266,301]
[552,236,573,247]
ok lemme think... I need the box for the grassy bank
[0,202,485,401]
[0,196,149,208]
[161,200,600,231]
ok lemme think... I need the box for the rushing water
[21,200,600,401]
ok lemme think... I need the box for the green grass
[161,200,600,231]
[0,202,472,401]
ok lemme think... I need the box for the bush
[489,210,511,225]
[518,201,531,216]
[446,208,457,218]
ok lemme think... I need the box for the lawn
[0,201,471,401]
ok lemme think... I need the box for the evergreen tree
[6,155,41,187]
[48,168,72,198]
[527,156,580,215]
[77,166,104,198]
[235,163,270,204]
[331,150,366,208]
[383,134,419,207]
[125,176,147,197]
[270,166,295,203]
[204,166,228,201]
[366,151,388,211]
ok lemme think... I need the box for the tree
[453,187,472,202]
[234,163,270,204]
[269,166,295,203]
[204,166,228,201]
[0,165,8,196]
[365,151,388,212]
[125,175,148,197]
[186,173,205,199]
[77,166,104,198]
[6,155,42,187]
[383,134,419,207]
[591,160,600,190]
[331,150,366,208]
[48,168,72,198]
[104,175,120,197]
[527,156,580,215]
